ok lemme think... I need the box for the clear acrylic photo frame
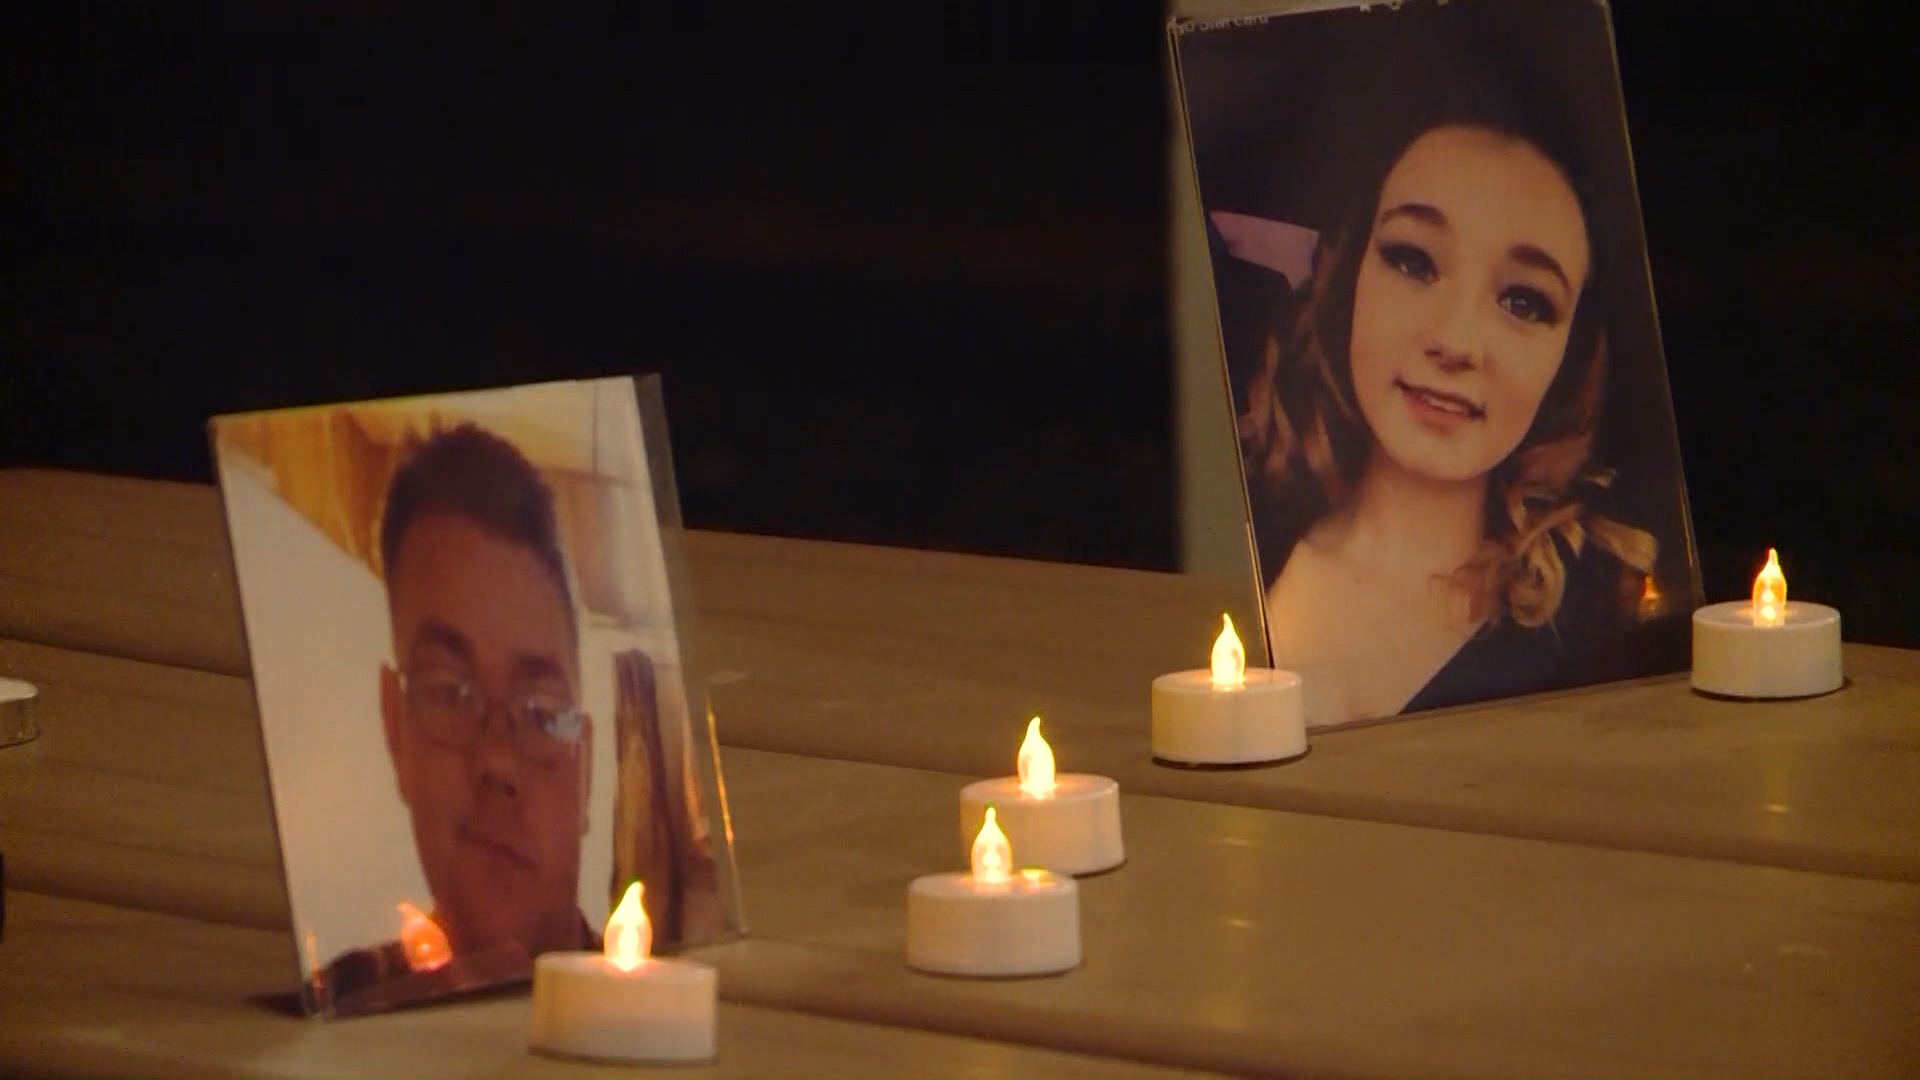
[1166,0,1704,731]
[208,374,743,1018]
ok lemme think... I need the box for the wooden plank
[2,643,1915,1077]
[0,470,248,674]
[0,892,1218,1080]
[0,466,1256,680]
[5,468,1919,884]
[707,750,1920,1080]
[0,641,286,928]
[699,620,1920,882]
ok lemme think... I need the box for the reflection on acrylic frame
[210,375,743,1017]
[1169,0,1702,730]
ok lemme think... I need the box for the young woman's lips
[1394,378,1484,432]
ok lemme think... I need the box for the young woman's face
[1348,125,1591,484]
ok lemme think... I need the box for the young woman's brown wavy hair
[1239,117,1656,630]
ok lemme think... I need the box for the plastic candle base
[1692,601,1843,699]
[905,870,1080,978]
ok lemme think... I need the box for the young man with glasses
[321,423,599,1011]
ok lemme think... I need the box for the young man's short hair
[378,423,576,629]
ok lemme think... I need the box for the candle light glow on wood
[1152,612,1306,766]
[958,718,1124,876]
[529,881,717,1064]
[1692,547,1843,699]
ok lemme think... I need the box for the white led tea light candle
[1692,548,1843,699]
[907,806,1082,978]
[958,718,1123,876]
[0,677,39,749]
[1151,614,1306,766]
[530,882,717,1065]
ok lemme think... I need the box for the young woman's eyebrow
[1379,202,1574,292]
[1376,202,1448,230]
[1508,244,1572,293]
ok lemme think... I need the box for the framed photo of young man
[1171,0,1701,729]
[210,376,740,1017]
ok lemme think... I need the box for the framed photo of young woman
[1170,0,1701,729]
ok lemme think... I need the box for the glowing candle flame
[1639,575,1663,616]
[1210,613,1246,690]
[971,806,1011,884]
[1751,548,1786,627]
[397,901,451,973]
[605,881,652,972]
[1016,716,1056,797]
[303,930,323,987]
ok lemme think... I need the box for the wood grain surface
[0,892,1225,1080]
[5,468,1917,884]
[3,638,1915,1077]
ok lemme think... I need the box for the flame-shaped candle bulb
[1691,546,1842,699]
[958,715,1123,877]
[528,875,717,1064]
[1151,613,1307,766]
[971,806,1012,884]
[1210,613,1247,690]
[1752,548,1786,627]
[397,901,452,973]
[1016,717,1056,798]
[605,881,651,973]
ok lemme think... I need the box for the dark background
[5,2,1915,645]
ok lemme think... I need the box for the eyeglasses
[397,667,584,767]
